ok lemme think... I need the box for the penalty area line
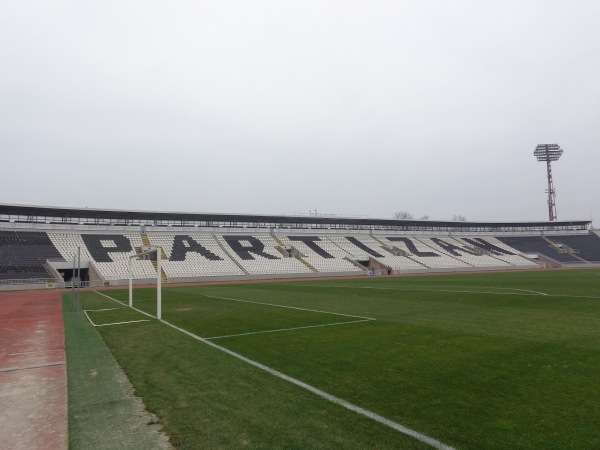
[204,294,375,320]
[206,318,374,340]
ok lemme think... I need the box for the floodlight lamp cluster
[534,143,563,162]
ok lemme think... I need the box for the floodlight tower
[534,143,563,221]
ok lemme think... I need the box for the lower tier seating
[14,230,600,284]
[543,235,600,263]
[0,231,64,280]
[496,236,583,263]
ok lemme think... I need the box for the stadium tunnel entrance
[58,268,89,283]
[360,257,392,275]
[48,260,90,283]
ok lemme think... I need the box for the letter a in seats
[386,237,439,257]
[223,236,279,260]
[170,236,222,261]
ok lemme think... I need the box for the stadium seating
[217,235,313,275]
[422,238,512,267]
[6,228,598,285]
[455,237,538,267]
[0,231,63,280]
[496,236,582,263]
[146,234,245,278]
[49,232,156,281]
[543,235,600,263]
[328,235,425,271]
[276,235,363,273]
[376,236,471,269]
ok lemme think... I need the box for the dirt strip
[0,290,67,450]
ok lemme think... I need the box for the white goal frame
[128,247,162,320]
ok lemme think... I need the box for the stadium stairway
[212,234,250,275]
[150,260,169,283]
[295,256,319,273]
[137,234,169,282]
[541,236,589,263]
[371,236,387,247]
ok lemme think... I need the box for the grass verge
[62,291,171,449]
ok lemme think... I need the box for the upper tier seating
[0,231,63,280]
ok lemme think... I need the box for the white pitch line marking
[547,293,600,300]
[297,284,600,300]
[298,284,549,297]
[363,286,549,297]
[84,305,150,328]
[163,318,456,450]
[92,290,157,320]
[502,288,548,295]
[94,319,150,327]
[206,318,374,340]
[94,291,455,450]
[84,307,127,312]
[83,309,97,326]
[204,294,375,320]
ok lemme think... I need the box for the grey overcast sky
[1,1,599,223]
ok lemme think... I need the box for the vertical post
[546,158,557,221]
[77,246,81,288]
[72,253,75,291]
[157,247,162,320]
[128,256,133,307]
[76,246,81,326]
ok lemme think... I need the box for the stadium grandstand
[1,203,599,290]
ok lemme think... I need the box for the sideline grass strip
[62,292,170,449]
[82,290,433,449]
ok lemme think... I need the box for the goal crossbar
[128,247,162,320]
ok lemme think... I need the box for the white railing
[0,277,59,286]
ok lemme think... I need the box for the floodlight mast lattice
[534,143,563,221]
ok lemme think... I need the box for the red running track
[0,290,67,450]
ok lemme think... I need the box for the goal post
[129,247,162,320]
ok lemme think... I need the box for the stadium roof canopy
[0,203,591,232]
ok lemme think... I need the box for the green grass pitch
[69,269,600,449]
